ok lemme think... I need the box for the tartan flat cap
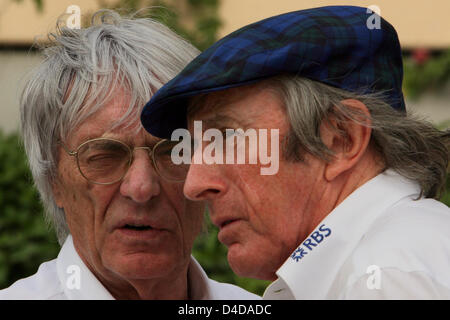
[141,5,405,139]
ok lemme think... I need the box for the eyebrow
[104,135,161,147]
[73,133,161,148]
[188,93,248,128]
[200,113,245,129]
[69,133,101,149]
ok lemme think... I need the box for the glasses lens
[77,139,130,184]
[154,140,191,181]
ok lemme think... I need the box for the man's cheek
[89,186,118,212]
[180,206,203,235]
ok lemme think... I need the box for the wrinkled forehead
[61,67,157,147]
[187,81,270,120]
[68,90,149,146]
[186,79,282,123]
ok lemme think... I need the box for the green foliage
[403,50,450,99]
[0,131,59,289]
[11,0,43,12]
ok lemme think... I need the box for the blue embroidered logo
[291,224,332,262]
[291,247,308,261]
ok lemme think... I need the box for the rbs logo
[291,224,331,262]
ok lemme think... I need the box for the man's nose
[183,161,227,202]
[120,150,160,203]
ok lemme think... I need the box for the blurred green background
[0,0,449,297]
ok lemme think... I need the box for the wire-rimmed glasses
[60,137,189,185]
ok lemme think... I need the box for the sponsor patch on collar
[291,224,332,262]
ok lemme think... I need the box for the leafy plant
[0,131,59,289]
[11,0,43,12]
[403,50,450,99]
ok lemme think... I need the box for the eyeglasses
[61,138,189,185]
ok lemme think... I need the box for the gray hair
[20,9,200,244]
[267,75,449,199]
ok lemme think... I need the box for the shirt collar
[56,235,114,299]
[263,169,421,299]
[187,257,214,299]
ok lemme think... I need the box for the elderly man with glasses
[0,10,259,300]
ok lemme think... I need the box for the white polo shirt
[0,235,260,300]
[263,169,450,299]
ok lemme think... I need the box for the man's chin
[226,243,253,277]
[227,243,277,281]
[105,251,180,280]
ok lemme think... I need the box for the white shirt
[263,169,450,299]
[0,235,260,300]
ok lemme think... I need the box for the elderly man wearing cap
[141,6,450,299]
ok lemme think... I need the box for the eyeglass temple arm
[59,141,77,156]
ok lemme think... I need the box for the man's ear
[320,99,372,182]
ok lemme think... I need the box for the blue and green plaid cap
[141,5,405,139]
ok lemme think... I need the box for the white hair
[20,9,200,244]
